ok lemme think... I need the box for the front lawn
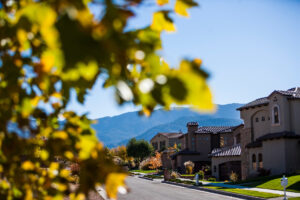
[204,186,282,199]
[129,170,158,174]
[235,174,300,193]
[144,174,163,179]
[180,174,195,177]
[167,178,281,199]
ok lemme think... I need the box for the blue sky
[68,0,300,119]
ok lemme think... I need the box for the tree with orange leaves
[149,152,162,171]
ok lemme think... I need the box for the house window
[235,134,241,144]
[273,105,280,124]
[152,142,158,150]
[258,153,263,169]
[256,118,259,122]
[262,117,265,121]
[220,136,225,147]
[252,154,257,170]
[160,141,166,150]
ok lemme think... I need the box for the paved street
[118,177,241,200]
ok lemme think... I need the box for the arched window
[252,154,257,170]
[258,153,263,169]
[273,106,280,124]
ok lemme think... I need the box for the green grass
[235,174,300,193]
[289,198,300,200]
[180,174,195,177]
[129,170,158,174]
[144,174,163,179]
[204,186,282,199]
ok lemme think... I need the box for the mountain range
[92,103,244,148]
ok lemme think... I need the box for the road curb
[162,181,267,200]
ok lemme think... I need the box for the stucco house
[150,132,182,152]
[211,87,300,180]
[171,122,242,173]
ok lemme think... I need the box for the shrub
[113,156,124,166]
[208,177,216,182]
[139,158,151,170]
[128,159,136,169]
[202,165,211,175]
[229,171,239,183]
[171,171,180,179]
[184,161,195,174]
[149,152,162,171]
[198,170,205,180]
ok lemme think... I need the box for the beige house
[171,122,242,173]
[211,87,300,180]
[150,132,182,152]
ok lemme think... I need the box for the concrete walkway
[177,178,300,198]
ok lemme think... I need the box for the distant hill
[92,103,243,147]
[123,117,242,144]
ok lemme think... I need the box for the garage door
[219,161,241,181]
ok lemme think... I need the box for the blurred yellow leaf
[175,60,214,111]
[22,161,35,171]
[40,150,49,161]
[53,131,68,140]
[20,98,33,118]
[17,29,29,50]
[151,12,176,32]
[60,169,71,179]
[64,151,74,160]
[41,51,55,73]
[78,61,98,81]
[157,0,169,6]
[76,135,97,160]
[25,188,33,200]
[175,0,198,17]
[30,96,40,106]
[105,173,127,199]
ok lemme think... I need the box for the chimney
[187,122,198,133]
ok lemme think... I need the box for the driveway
[118,177,242,200]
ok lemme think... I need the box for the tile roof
[258,131,300,141]
[237,97,269,110]
[246,131,300,148]
[276,88,300,99]
[195,126,235,134]
[237,87,300,111]
[210,145,241,157]
[159,132,183,138]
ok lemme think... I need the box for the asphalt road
[118,177,242,200]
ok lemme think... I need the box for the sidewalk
[178,178,300,198]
